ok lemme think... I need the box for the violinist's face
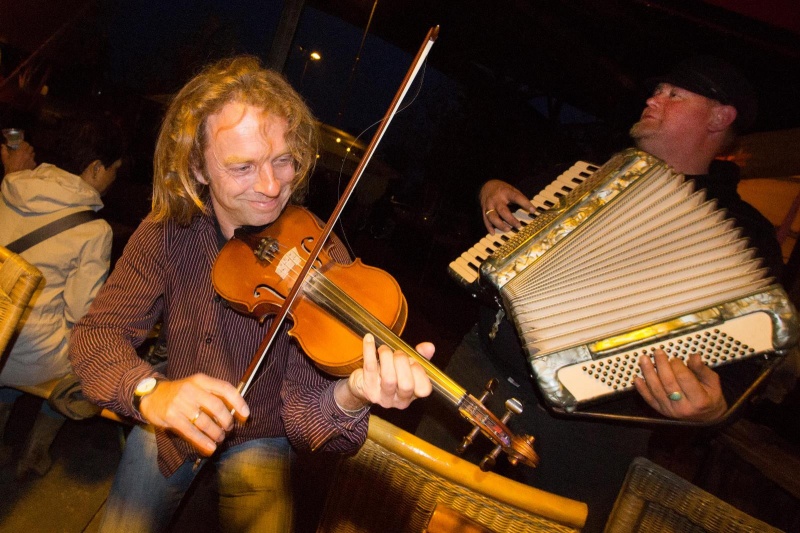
[198,102,296,239]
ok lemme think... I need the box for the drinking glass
[2,128,24,149]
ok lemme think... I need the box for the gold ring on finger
[189,409,202,424]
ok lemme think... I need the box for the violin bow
[237,26,440,397]
[234,26,539,470]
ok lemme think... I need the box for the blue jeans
[99,425,295,533]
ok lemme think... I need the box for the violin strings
[303,269,460,394]
[256,247,459,392]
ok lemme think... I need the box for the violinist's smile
[198,101,297,239]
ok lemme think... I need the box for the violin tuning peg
[457,426,481,455]
[480,446,502,472]
[498,397,524,426]
[505,398,523,416]
[477,379,498,404]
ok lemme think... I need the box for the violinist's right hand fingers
[138,374,249,455]
[191,373,251,425]
[479,180,533,234]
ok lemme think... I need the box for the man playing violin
[69,56,434,532]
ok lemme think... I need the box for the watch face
[135,377,158,395]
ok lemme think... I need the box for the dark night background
[2,2,800,530]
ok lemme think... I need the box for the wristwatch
[132,376,160,413]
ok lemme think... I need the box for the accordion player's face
[630,83,724,168]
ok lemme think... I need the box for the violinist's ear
[193,164,209,185]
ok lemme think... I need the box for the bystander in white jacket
[0,163,111,387]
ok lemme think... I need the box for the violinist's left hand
[335,333,434,412]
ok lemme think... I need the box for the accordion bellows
[477,149,798,410]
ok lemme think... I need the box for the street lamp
[299,46,322,88]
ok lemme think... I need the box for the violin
[212,205,539,470]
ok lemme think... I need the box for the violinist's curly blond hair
[151,56,318,225]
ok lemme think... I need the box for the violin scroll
[457,380,539,470]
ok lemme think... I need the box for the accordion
[450,148,799,411]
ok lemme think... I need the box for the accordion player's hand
[479,179,534,234]
[634,350,727,422]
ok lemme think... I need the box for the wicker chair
[316,415,588,533]
[0,245,42,356]
[0,245,124,423]
[604,456,783,532]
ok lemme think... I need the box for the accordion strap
[5,210,97,254]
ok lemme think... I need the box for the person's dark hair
[58,115,127,176]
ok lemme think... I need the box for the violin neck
[305,270,540,470]
[304,272,468,407]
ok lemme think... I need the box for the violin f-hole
[300,237,324,269]
[254,283,285,301]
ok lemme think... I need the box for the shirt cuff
[321,384,370,426]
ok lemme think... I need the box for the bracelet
[337,403,370,417]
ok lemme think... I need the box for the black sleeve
[726,200,785,281]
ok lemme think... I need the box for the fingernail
[364,333,374,343]
[241,405,250,417]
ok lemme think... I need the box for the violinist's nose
[254,163,281,197]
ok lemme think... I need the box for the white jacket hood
[2,163,103,214]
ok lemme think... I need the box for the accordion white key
[461,148,799,411]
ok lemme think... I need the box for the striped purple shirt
[69,209,368,476]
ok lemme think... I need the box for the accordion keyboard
[555,311,774,404]
[448,161,599,287]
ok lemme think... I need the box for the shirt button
[205,336,213,344]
